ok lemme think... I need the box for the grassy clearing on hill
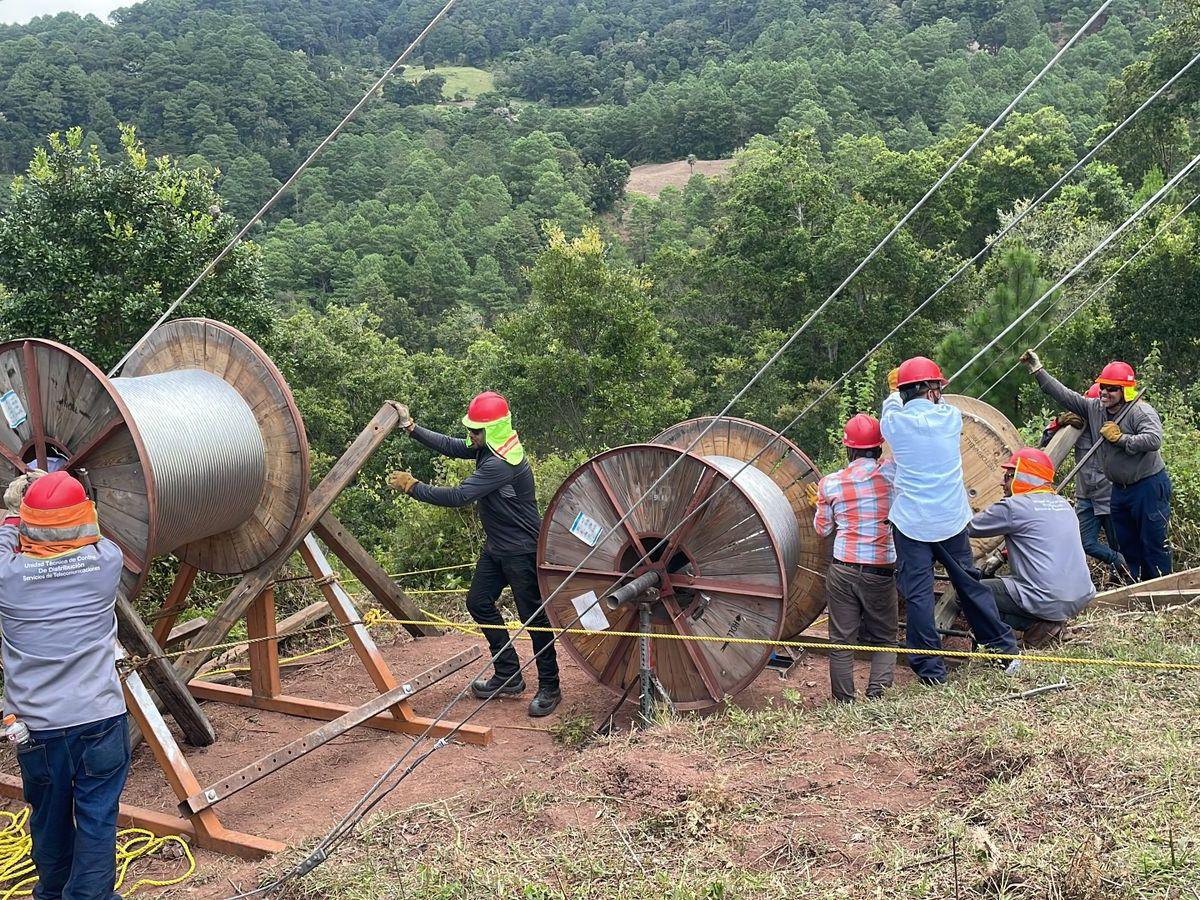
[268,603,1200,899]
[403,65,495,99]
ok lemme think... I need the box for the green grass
[402,66,494,100]
[259,603,1200,899]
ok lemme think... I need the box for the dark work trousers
[1076,498,1120,567]
[1110,469,1172,582]
[17,713,130,900]
[824,562,898,702]
[982,578,1043,631]
[465,550,560,688]
[893,527,1018,683]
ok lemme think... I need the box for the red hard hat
[1085,383,1101,399]
[23,471,87,510]
[1096,361,1136,388]
[462,391,510,428]
[896,356,946,387]
[1001,447,1055,477]
[842,413,883,449]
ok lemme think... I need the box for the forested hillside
[1,0,1198,562]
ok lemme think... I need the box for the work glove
[387,470,420,494]
[804,482,819,506]
[887,367,899,393]
[1057,412,1086,430]
[394,404,414,432]
[1020,349,1043,374]
[1100,421,1123,444]
[3,470,46,517]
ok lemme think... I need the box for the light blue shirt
[880,392,972,543]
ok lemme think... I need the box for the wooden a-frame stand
[0,403,493,858]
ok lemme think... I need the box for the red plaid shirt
[813,457,895,565]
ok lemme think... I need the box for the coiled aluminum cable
[112,370,267,553]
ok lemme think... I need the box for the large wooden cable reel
[0,319,310,604]
[537,418,828,712]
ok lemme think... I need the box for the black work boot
[471,672,526,699]
[528,683,562,718]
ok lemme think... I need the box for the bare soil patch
[626,159,735,199]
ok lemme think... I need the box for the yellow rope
[0,810,194,898]
[368,617,1200,673]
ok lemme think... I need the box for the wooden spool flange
[537,443,794,711]
[0,319,309,602]
[942,394,1024,558]
[653,417,830,639]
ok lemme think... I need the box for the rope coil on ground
[0,810,195,899]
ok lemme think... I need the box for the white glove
[395,404,414,432]
[1020,349,1043,374]
[4,470,46,517]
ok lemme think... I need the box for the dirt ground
[0,628,922,898]
[625,158,735,198]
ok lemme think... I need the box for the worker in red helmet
[387,393,561,717]
[967,449,1095,646]
[1039,382,1128,581]
[1022,351,1170,581]
[881,357,1019,683]
[0,469,128,899]
[810,413,898,702]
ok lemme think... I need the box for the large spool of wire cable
[537,426,815,712]
[0,319,310,603]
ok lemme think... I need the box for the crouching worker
[811,414,898,702]
[0,470,128,900]
[388,393,561,717]
[968,449,1095,646]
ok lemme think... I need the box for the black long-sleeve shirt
[408,425,541,555]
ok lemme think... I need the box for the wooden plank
[188,682,494,746]
[181,647,481,815]
[172,403,405,681]
[120,651,283,859]
[165,617,207,649]
[116,598,215,747]
[1092,567,1200,610]
[198,600,331,675]
[152,563,199,647]
[246,587,282,699]
[313,512,440,638]
[21,343,47,470]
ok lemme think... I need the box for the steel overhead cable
[974,191,1200,399]
[229,6,1121,893]
[753,46,1200,441]
[107,0,464,378]
[945,148,1200,386]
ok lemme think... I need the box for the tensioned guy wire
[233,7,1122,894]
[974,190,1200,398]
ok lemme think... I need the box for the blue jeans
[17,713,130,900]
[1076,498,1120,567]
[1111,469,1172,582]
[894,527,1018,683]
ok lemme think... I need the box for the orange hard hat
[842,413,883,449]
[896,356,946,387]
[1096,361,1135,388]
[1085,383,1101,399]
[462,391,511,429]
[1001,447,1054,475]
[23,471,87,510]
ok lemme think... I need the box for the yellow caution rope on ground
[0,810,194,898]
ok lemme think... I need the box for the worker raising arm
[1021,352,1171,581]
[0,470,129,900]
[880,356,1019,684]
[387,392,561,717]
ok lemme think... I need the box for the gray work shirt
[968,493,1095,622]
[1035,370,1165,487]
[0,526,126,731]
[1072,426,1112,515]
